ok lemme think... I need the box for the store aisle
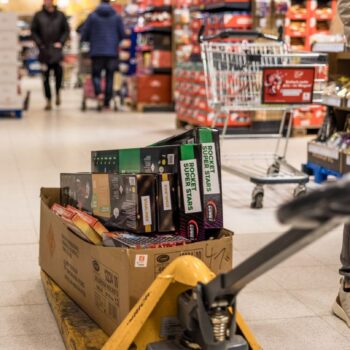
[0,79,348,349]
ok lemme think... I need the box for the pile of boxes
[0,13,22,111]
[39,128,233,335]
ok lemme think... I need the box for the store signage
[262,67,315,104]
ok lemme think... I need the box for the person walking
[31,0,70,111]
[81,0,125,111]
[333,0,350,327]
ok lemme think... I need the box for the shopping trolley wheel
[293,185,307,198]
[251,186,264,209]
[267,162,281,175]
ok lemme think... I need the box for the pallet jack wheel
[251,186,264,209]
[293,185,307,198]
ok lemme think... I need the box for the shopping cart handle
[199,29,282,43]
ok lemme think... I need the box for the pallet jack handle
[201,177,350,309]
[163,178,350,350]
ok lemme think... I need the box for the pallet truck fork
[102,177,350,350]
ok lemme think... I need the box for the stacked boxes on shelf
[0,13,22,115]
[134,0,173,109]
[174,0,252,127]
[285,0,337,51]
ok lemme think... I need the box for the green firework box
[152,128,223,231]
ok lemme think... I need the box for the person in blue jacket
[81,0,125,110]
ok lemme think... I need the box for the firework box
[153,128,224,231]
[91,173,157,234]
[91,144,207,240]
[39,187,234,335]
[60,173,93,214]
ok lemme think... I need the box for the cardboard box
[137,75,172,104]
[0,51,18,65]
[0,66,17,83]
[39,188,233,336]
[92,173,157,234]
[151,50,172,68]
[153,128,223,231]
[60,173,93,214]
[307,141,341,172]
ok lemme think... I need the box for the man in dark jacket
[81,0,125,110]
[31,0,70,110]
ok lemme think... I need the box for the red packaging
[137,75,172,104]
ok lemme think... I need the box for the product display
[92,142,207,240]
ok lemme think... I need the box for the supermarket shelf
[190,1,251,13]
[177,116,281,134]
[135,26,172,34]
[288,14,307,20]
[287,32,307,38]
[139,5,172,14]
[322,95,350,110]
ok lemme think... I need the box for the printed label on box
[161,181,172,211]
[141,196,152,226]
[180,159,202,214]
[202,143,220,195]
[135,254,148,268]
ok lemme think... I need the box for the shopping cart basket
[200,30,328,208]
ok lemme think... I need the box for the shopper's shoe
[97,94,104,112]
[44,100,52,111]
[55,94,61,106]
[332,278,350,327]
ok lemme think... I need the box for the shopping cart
[200,30,328,208]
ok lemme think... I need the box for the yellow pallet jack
[102,178,350,350]
[43,178,350,350]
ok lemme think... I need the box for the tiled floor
[0,78,348,349]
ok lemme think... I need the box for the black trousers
[340,224,350,280]
[91,57,118,107]
[42,63,63,100]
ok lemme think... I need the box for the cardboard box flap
[41,188,60,207]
